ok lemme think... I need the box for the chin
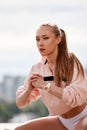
[40,53,46,57]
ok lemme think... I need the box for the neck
[47,55,57,74]
[47,56,56,66]
[47,49,58,66]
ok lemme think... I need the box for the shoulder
[69,52,82,68]
[30,57,47,73]
[69,52,77,60]
[32,58,46,68]
[69,53,85,81]
[69,52,81,65]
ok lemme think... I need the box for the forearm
[45,83,63,99]
[16,87,32,108]
[48,80,87,107]
[30,74,63,99]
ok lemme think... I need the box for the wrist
[26,85,34,93]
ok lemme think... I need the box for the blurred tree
[0,98,49,122]
[21,98,49,117]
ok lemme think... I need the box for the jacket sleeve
[16,65,41,104]
[62,64,87,108]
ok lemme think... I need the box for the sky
[0,0,87,78]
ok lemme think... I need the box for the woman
[15,23,87,130]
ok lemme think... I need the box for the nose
[37,39,44,46]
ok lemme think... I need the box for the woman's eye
[36,38,40,41]
[43,37,49,40]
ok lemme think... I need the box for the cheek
[46,39,53,46]
[48,39,57,48]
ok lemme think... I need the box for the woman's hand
[30,74,47,89]
[24,76,35,92]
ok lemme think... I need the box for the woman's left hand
[30,74,46,89]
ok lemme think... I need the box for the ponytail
[54,29,85,86]
[39,23,85,86]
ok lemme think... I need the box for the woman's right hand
[24,76,35,93]
[16,77,35,108]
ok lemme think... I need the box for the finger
[31,76,42,81]
[33,73,43,78]
[31,79,37,82]
[30,76,39,81]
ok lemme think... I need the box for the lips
[39,48,45,52]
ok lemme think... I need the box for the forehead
[36,26,54,37]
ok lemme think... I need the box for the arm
[16,82,34,108]
[31,74,63,99]
[48,61,87,107]
[16,81,40,108]
[48,78,87,108]
[16,66,40,108]
[31,72,87,108]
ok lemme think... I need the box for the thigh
[15,116,67,130]
[75,117,87,130]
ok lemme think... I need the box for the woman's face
[36,26,60,56]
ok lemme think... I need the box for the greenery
[0,98,49,122]
[21,98,49,117]
[0,103,20,122]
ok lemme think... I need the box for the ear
[56,36,61,45]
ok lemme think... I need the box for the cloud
[0,0,87,7]
[0,0,87,76]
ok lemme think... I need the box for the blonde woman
[15,23,87,130]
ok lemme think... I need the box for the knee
[75,117,87,130]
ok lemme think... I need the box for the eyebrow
[36,34,48,38]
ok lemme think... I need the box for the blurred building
[0,66,87,103]
[0,75,24,103]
